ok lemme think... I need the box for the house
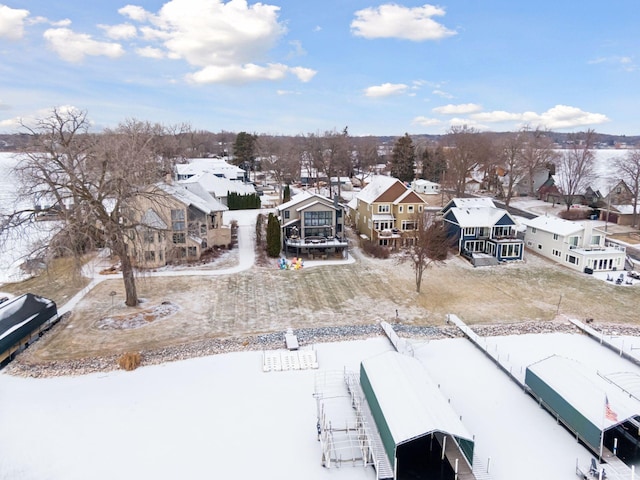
[411,179,440,195]
[523,215,626,272]
[178,171,256,206]
[349,175,428,249]
[441,197,524,266]
[277,192,348,259]
[602,203,639,226]
[175,158,245,182]
[128,182,231,268]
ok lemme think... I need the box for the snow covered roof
[155,182,227,214]
[448,197,496,209]
[175,158,244,180]
[612,204,639,215]
[526,355,640,430]
[361,351,473,446]
[277,191,332,212]
[523,215,583,236]
[447,206,512,228]
[178,171,255,197]
[356,175,402,204]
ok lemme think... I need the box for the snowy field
[2,331,640,480]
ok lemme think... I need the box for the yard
[16,243,640,365]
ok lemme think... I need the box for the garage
[360,351,475,479]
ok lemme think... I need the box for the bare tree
[304,129,349,198]
[555,129,597,210]
[256,134,301,201]
[5,108,179,306]
[499,132,526,207]
[351,136,380,187]
[399,213,450,293]
[443,126,485,197]
[614,148,640,227]
[519,126,558,196]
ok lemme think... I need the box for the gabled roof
[442,197,496,212]
[179,171,255,197]
[175,158,244,179]
[524,215,583,236]
[140,208,167,229]
[393,189,427,205]
[296,200,337,212]
[155,182,228,214]
[356,175,403,204]
[445,206,514,228]
[277,191,335,212]
[612,203,639,215]
[361,351,473,447]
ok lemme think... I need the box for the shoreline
[6,317,629,378]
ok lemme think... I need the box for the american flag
[605,395,618,422]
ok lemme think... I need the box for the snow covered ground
[2,330,640,480]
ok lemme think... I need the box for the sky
[0,0,639,136]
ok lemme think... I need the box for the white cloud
[28,16,71,27]
[289,66,317,82]
[0,105,84,130]
[412,116,441,127]
[470,110,523,123]
[520,105,610,129]
[186,63,289,84]
[433,103,482,115]
[118,0,312,84]
[0,4,29,40]
[136,46,165,59]
[43,28,125,63]
[99,23,137,40]
[364,82,408,97]
[118,5,154,23]
[351,3,456,41]
[277,90,299,96]
[287,40,306,58]
[432,89,453,99]
[588,55,637,72]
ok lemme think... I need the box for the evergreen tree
[266,213,282,257]
[283,184,291,203]
[421,145,447,183]
[233,131,257,180]
[390,133,416,183]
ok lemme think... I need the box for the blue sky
[0,0,638,136]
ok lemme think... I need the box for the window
[418,205,423,213]
[379,238,389,246]
[143,230,155,243]
[566,254,579,265]
[378,204,390,213]
[591,235,601,245]
[171,209,185,231]
[407,205,414,213]
[538,244,542,250]
[494,226,512,237]
[552,249,561,257]
[401,220,416,231]
[568,236,579,247]
[553,234,559,241]
[304,211,332,226]
[500,243,521,258]
[463,227,475,236]
[399,206,404,213]
[187,246,197,257]
[172,232,185,244]
[284,210,290,219]
[144,251,155,261]
[531,227,537,233]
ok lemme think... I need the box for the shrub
[361,240,390,259]
[118,352,141,371]
[559,208,590,220]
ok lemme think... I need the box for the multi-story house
[277,192,347,259]
[128,182,231,268]
[524,215,626,272]
[441,197,524,266]
[349,175,428,249]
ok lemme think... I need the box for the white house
[175,158,245,182]
[411,179,440,195]
[178,171,256,206]
[523,215,626,272]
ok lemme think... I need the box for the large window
[401,220,416,231]
[171,209,185,231]
[172,232,186,244]
[500,243,521,258]
[378,204,390,213]
[494,226,512,237]
[304,211,332,226]
[143,229,155,243]
[463,227,475,236]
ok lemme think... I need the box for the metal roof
[361,351,473,445]
[526,355,640,429]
